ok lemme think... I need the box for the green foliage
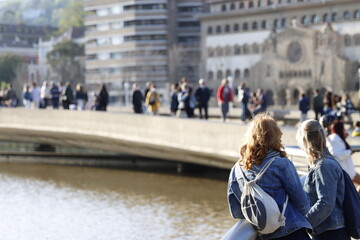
[58,1,84,33]
[0,53,23,83]
[46,39,84,84]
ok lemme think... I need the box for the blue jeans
[313,228,350,240]
[271,228,311,240]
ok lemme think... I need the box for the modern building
[199,0,360,105]
[84,0,203,104]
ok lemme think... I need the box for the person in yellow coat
[145,83,160,115]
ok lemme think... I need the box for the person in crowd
[228,114,312,240]
[253,88,268,116]
[216,78,233,122]
[319,114,337,136]
[30,82,41,109]
[313,89,324,120]
[352,121,360,137]
[49,82,60,109]
[297,120,349,240]
[238,82,250,123]
[143,82,151,114]
[22,85,32,109]
[145,83,160,115]
[327,120,360,191]
[4,84,18,107]
[324,91,335,115]
[186,87,196,118]
[62,82,74,110]
[40,81,50,108]
[343,94,354,123]
[132,83,143,114]
[170,83,179,116]
[177,83,189,118]
[97,84,109,111]
[195,79,211,120]
[299,93,310,122]
[75,83,88,111]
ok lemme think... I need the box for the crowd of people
[0,82,109,111]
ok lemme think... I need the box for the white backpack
[235,157,289,235]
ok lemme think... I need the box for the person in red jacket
[217,78,233,122]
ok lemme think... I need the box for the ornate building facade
[199,0,360,105]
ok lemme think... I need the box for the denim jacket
[227,151,312,240]
[303,153,345,236]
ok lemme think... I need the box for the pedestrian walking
[50,82,61,109]
[145,83,160,115]
[170,83,179,116]
[238,83,250,123]
[195,79,211,120]
[97,84,109,111]
[252,88,268,116]
[40,81,50,108]
[313,89,324,120]
[132,83,143,114]
[4,84,18,107]
[216,78,233,122]
[61,82,74,110]
[30,82,41,109]
[75,83,88,111]
[297,120,350,240]
[22,85,32,109]
[299,93,310,122]
[227,114,312,239]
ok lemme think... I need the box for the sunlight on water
[0,163,234,240]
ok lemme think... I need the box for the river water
[0,162,235,240]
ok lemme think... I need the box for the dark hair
[331,121,350,149]
[355,121,360,128]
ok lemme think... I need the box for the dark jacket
[195,86,210,106]
[299,97,310,114]
[132,90,143,113]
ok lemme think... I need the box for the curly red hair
[239,114,286,170]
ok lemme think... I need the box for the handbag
[221,219,257,240]
[342,170,360,239]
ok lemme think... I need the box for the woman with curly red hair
[227,114,311,240]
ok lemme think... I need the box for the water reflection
[0,162,234,240]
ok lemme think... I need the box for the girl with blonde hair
[227,114,311,240]
[297,120,349,240]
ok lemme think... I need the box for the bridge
[0,108,359,170]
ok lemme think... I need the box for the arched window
[221,4,227,11]
[207,26,213,34]
[343,11,351,20]
[267,0,273,5]
[274,19,279,28]
[355,34,360,46]
[261,20,268,29]
[235,69,241,79]
[252,21,258,30]
[230,3,236,10]
[217,70,223,80]
[331,12,338,21]
[323,13,329,22]
[301,15,309,25]
[225,46,232,56]
[344,35,352,46]
[216,25,222,33]
[207,48,214,57]
[243,44,250,54]
[239,2,245,9]
[355,10,360,19]
[225,24,230,33]
[252,43,259,54]
[216,47,223,56]
[234,45,241,55]
[233,23,239,32]
[208,71,214,81]
[258,0,262,7]
[243,22,248,31]
[226,69,232,77]
[311,14,319,24]
[249,1,254,8]
[281,18,287,27]
[244,69,250,78]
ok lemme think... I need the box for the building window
[354,10,360,19]
[217,70,223,80]
[323,13,329,22]
[239,2,245,9]
[249,1,254,8]
[258,0,262,7]
[244,69,250,78]
[234,45,241,55]
[281,18,287,27]
[252,21,258,30]
[208,48,214,57]
[343,11,351,20]
[235,69,241,79]
[226,69,232,77]
[311,14,319,24]
[355,34,360,46]
[344,35,352,46]
[261,20,268,29]
[252,44,259,54]
[221,4,227,11]
[243,22,248,31]
[216,47,223,56]
[225,46,232,55]
[216,25,222,33]
[331,12,338,21]
[243,44,250,54]
[208,71,214,80]
[207,26,213,34]
[267,0,273,5]
[225,24,230,33]
[233,23,239,32]
[274,19,279,28]
[301,16,309,25]
[230,3,236,10]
